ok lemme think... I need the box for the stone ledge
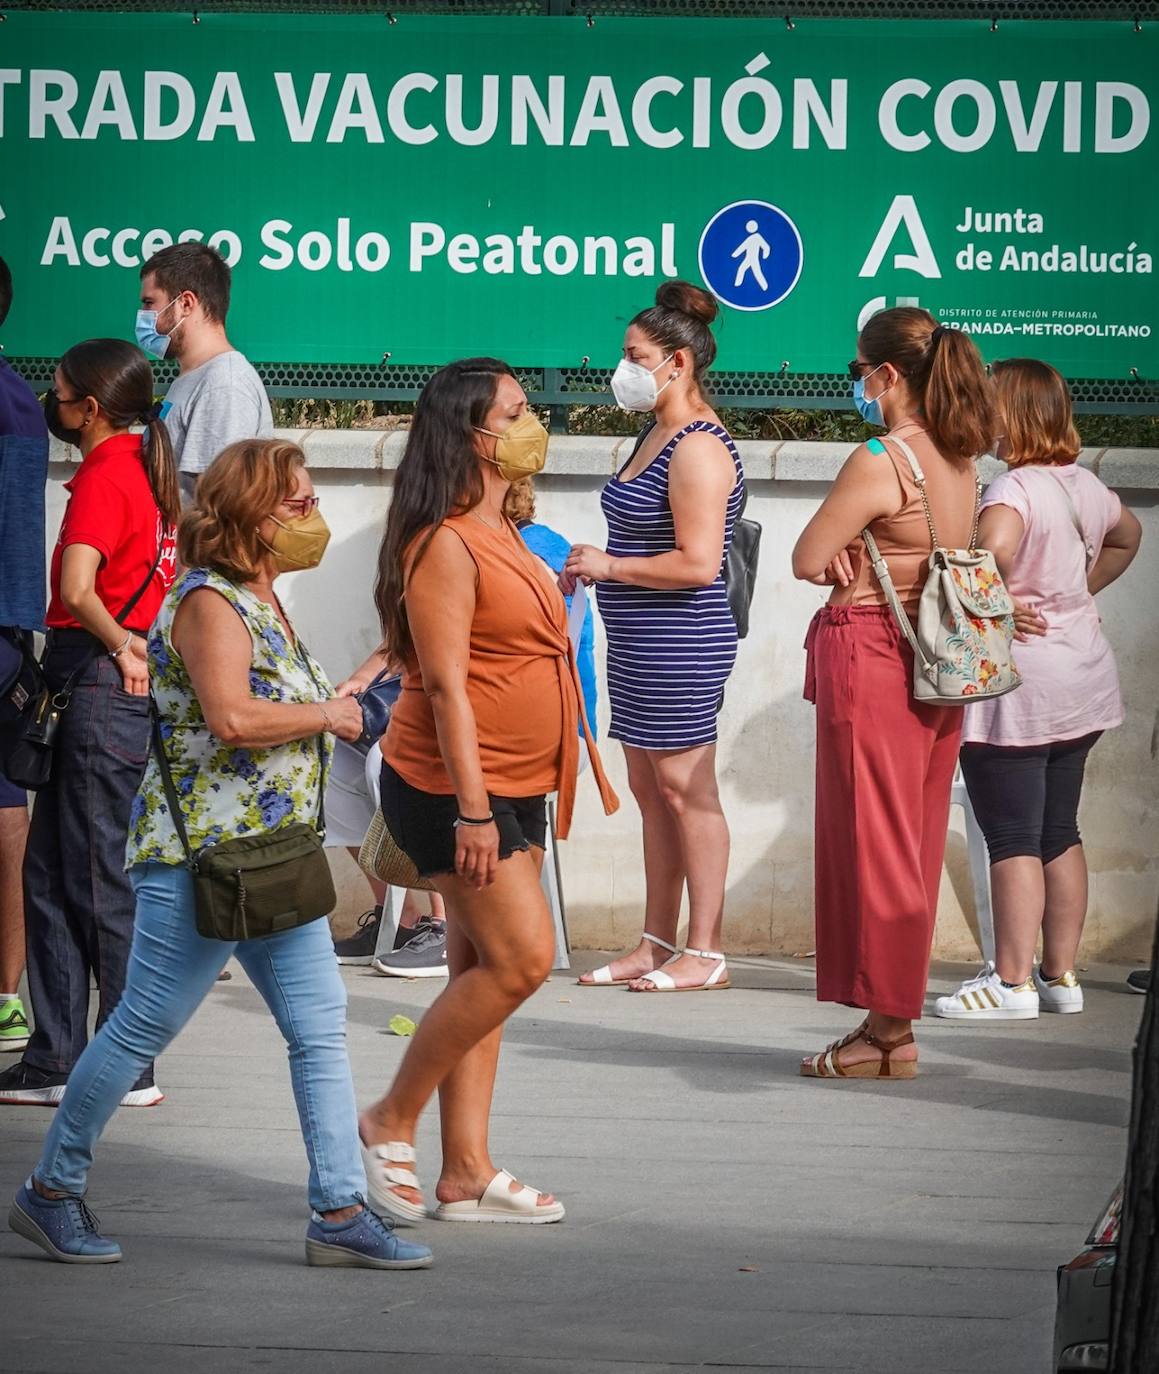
[47,430,1159,488]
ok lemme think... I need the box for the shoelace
[959,963,996,992]
[356,908,381,932]
[401,921,444,952]
[66,1197,103,1236]
[352,1197,398,1241]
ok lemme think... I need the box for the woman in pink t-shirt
[936,360,1141,1023]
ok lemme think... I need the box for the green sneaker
[0,997,30,1052]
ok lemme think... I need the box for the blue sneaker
[8,1179,122,1263]
[305,1203,432,1270]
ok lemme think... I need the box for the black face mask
[43,392,82,448]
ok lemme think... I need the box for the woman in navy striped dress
[565,282,744,993]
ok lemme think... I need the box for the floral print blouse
[126,568,333,868]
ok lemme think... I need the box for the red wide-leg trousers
[804,606,962,1020]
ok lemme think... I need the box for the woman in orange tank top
[791,309,996,1080]
[358,358,617,1226]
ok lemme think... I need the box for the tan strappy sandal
[800,1022,918,1079]
[578,932,678,986]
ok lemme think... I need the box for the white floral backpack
[861,434,1022,706]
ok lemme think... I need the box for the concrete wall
[47,433,1159,961]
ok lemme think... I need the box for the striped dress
[596,420,745,750]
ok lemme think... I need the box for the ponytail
[57,338,183,526]
[859,307,997,468]
[923,327,997,466]
[141,411,181,530]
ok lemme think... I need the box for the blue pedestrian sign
[698,200,804,313]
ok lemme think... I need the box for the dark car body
[1053,1183,1122,1373]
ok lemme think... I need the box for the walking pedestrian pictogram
[698,200,804,312]
[732,220,771,292]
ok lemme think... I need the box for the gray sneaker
[372,921,448,979]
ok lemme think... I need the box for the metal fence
[7,2,1159,16]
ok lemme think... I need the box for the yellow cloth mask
[475,412,549,482]
[260,509,331,572]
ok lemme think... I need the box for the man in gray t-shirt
[137,243,273,500]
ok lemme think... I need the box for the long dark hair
[374,357,515,658]
[59,339,181,528]
[858,307,996,467]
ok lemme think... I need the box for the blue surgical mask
[852,363,889,426]
[135,295,183,359]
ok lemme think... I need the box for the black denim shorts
[379,760,547,878]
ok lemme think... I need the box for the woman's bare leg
[990,856,1047,985]
[359,848,555,1206]
[1040,844,1088,976]
[434,849,552,1206]
[628,744,729,990]
[577,743,684,984]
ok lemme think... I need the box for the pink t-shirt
[962,464,1123,747]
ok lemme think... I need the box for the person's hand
[806,549,858,587]
[455,819,499,889]
[1011,599,1047,642]
[558,568,578,597]
[564,544,614,585]
[334,674,371,698]
[320,696,365,742]
[115,636,149,697]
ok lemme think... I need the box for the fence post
[543,368,569,434]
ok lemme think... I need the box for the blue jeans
[37,863,366,1213]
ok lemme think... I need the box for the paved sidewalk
[0,954,1136,1374]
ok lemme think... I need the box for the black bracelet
[453,812,495,828]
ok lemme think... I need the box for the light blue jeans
[37,863,367,1213]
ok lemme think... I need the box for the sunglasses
[847,359,870,380]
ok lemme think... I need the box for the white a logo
[859,194,942,279]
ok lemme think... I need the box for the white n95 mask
[610,354,676,413]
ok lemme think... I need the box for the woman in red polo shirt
[0,340,179,1109]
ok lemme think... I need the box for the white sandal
[433,1169,565,1225]
[578,931,678,986]
[361,1139,427,1226]
[631,945,730,993]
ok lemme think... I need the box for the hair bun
[654,279,719,327]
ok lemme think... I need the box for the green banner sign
[2,13,1156,377]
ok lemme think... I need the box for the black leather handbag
[727,487,762,642]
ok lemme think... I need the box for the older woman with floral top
[8,439,432,1273]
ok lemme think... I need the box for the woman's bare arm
[173,588,363,745]
[791,444,901,582]
[406,528,497,887]
[564,432,736,590]
[1088,506,1142,595]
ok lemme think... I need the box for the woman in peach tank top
[792,308,996,1080]
[358,358,617,1228]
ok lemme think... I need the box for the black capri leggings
[960,732,1102,866]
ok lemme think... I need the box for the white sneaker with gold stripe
[934,966,1039,1020]
[1034,967,1084,1014]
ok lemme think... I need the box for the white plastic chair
[542,796,570,970]
[949,766,996,967]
